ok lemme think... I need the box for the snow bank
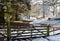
[32,37,48,41]
[32,34,60,41]
[47,34,60,41]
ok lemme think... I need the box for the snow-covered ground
[32,34,60,41]
[29,16,60,27]
[48,34,60,41]
[32,37,48,41]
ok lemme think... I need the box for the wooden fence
[0,23,60,41]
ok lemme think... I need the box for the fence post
[30,24,34,41]
[46,24,50,36]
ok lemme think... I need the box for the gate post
[46,24,50,36]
